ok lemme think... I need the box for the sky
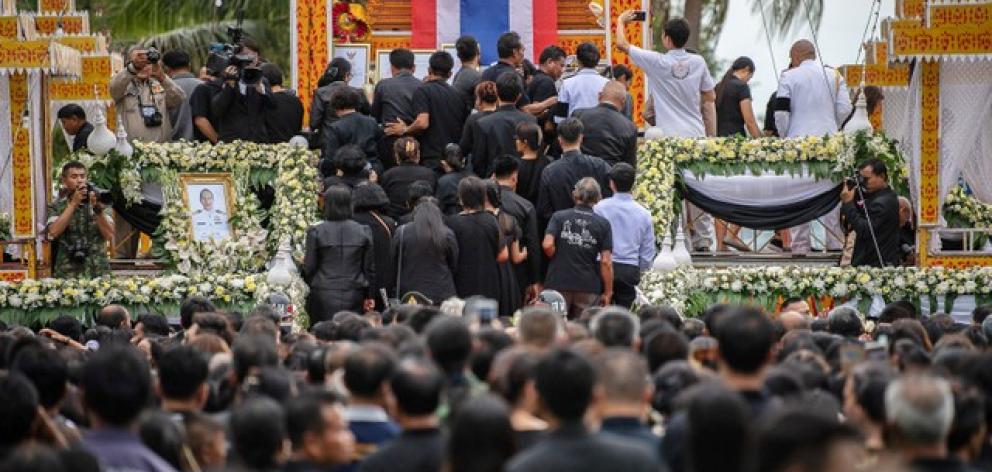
[713,0,896,119]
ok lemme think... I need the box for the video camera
[206,7,263,85]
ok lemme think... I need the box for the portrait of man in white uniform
[186,183,231,242]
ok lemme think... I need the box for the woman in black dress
[303,186,375,322]
[392,198,458,305]
[460,81,499,170]
[514,121,551,208]
[351,181,396,310]
[486,180,526,317]
[446,177,508,301]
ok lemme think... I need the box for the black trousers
[612,263,641,309]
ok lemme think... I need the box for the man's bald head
[599,81,628,110]
[779,311,810,332]
[790,40,816,65]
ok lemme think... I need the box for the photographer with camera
[109,46,186,143]
[211,47,273,143]
[46,162,115,278]
[840,158,902,267]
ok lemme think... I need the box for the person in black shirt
[480,32,529,105]
[386,51,468,173]
[572,81,638,167]
[514,122,552,209]
[542,177,613,319]
[311,58,374,158]
[391,199,458,304]
[374,49,421,170]
[714,56,760,138]
[360,358,445,472]
[536,118,611,222]
[472,73,538,177]
[352,181,396,310]
[211,52,273,143]
[528,45,565,126]
[436,144,473,215]
[459,81,499,170]
[323,87,383,172]
[452,35,482,111]
[259,64,303,143]
[493,155,542,305]
[840,158,902,267]
[189,67,223,143]
[323,145,371,191]
[446,177,508,301]
[380,138,437,219]
[56,104,93,152]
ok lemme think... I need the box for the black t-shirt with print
[544,205,612,293]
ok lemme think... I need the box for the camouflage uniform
[46,197,111,278]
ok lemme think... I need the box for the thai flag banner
[412,0,558,64]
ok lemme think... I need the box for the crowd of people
[2,292,992,471]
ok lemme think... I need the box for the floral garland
[639,266,992,317]
[0,213,10,241]
[76,141,321,275]
[633,131,907,237]
[944,187,992,229]
[0,272,310,328]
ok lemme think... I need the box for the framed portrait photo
[333,43,371,88]
[441,43,460,83]
[411,49,434,80]
[179,173,236,243]
[376,49,393,82]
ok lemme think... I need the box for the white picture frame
[333,43,371,88]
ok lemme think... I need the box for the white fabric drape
[938,61,992,227]
[901,65,923,217]
[681,169,839,206]
[0,74,12,236]
[29,71,45,239]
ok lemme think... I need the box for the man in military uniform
[46,162,114,278]
[192,188,229,242]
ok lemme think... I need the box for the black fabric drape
[682,183,843,230]
[112,199,162,235]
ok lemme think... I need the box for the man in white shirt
[556,42,609,122]
[616,12,717,251]
[775,40,852,254]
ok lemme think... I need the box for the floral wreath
[332,0,371,43]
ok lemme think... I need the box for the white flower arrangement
[0,213,10,241]
[639,266,992,316]
[635,131,906,237]
[944,187,992,229]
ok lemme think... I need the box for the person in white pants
[774,40,852,254]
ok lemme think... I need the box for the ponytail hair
[393,137,420,164]
[714,56,755,104]
[515,121,542,152]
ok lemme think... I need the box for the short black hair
[495,72,522,102]
[608,163,636,192]
[48,315,83,343]
[755,408,860,472]
[157,346,208,400]
[390,358,444,416]
[576,42,600,68]
[10,347,67,409]
[455,36,479,62]
[539,45,566,65]
[180,296,216,330]
[344,343,397,397]
[713,307,775,374]
[390,48,415,71]
[515,121,541,151]
[230,397,286,469]
[56,104,86,120]
[426,316,473,374]
[82,346,151,427]
[135,314,171,337]
[827,308,863,338]
[331,86,363,111]
[492,155,519,180]
[457,176,488,211]
[644,329,689,373]
[949,388,986,454]
[323,185,354,221]
[429,51,455,78]
[557,117,584,143]
[286,391,343,448]
[611,64,633,81]
[232,335,279,383]
[973,305,992,325]
[535,348,595,421]
[260,63,284,87]
[407,180,434,208]
[858,158,888,179]
[0,372,39,449]
[664,18,692,48]
[95,305,128,329]
[592,309,638,347]
[334,144,368,175]
[496,32,523,59]
[60,161,86,178]
[161,50,191,70]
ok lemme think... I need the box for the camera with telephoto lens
[79,184,114,207]
[230,53,263,85]
[146,47,161,63]
[845,174,866,191]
